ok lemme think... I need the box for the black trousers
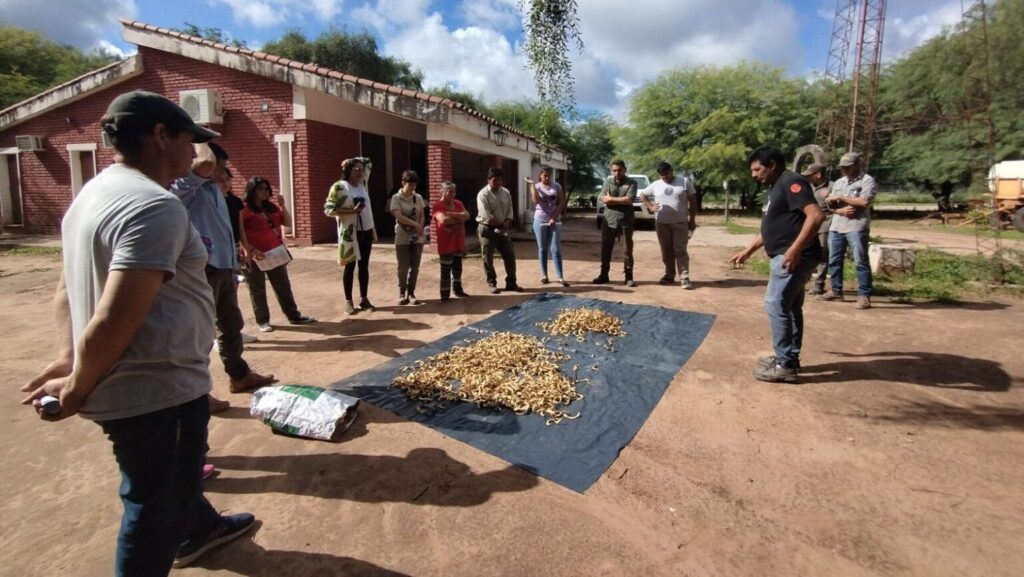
[478,225,517,288]
[245,261,301,325]
[206,266,250,379]
[344,230,374,301]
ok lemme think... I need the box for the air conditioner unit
[15,135,45,152]
[100,131,113,149]
[179,89,224,125]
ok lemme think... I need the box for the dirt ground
[2,216,1022,577]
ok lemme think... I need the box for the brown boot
[208,395,230,414]
[230,371,276,394]
[856,296,872,310]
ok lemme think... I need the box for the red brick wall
[426,141,453,249]
[0,47,360,244]
[303,120,360,244]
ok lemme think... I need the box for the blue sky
[1,0,964,115]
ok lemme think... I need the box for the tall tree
[615,63,820,194]
[0,26,117,109]
[262,28,423,90]
[519,0,583,116]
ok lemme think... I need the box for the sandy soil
[2,217,1022,577]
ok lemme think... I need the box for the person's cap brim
[188,124,220,143]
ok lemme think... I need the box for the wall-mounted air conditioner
[15,135,45,152]
[179,89,224,125]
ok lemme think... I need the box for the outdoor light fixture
[260,102,270,112]
[492,127,507,147]
[543,148,554,161]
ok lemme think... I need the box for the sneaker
[557,278,570,287]
[757,356,800,370]
[489,285,501,294]
[624,278,636,287]
[288,315,317,325]
[241,333,258,344]
[399,296,410,305]
[174,512,256,568]
[807,285,825,295]
[681,277,693,290]
[229,371,276,394]
[817,291,844,302]
[359,299,376,312]
[540,277,550,285]
[752,362,798,383]
[504,285,524,293]
[592,275,609,284]
[454,289,470,297]
[658,276,674,285]
[408,295,420,305]
[344,300,357,315]
[257,322,273,333]
[202,463,217,480]
[856,296,872,310]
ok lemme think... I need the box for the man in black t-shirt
[730,145,823,383]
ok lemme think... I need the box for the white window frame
[66,143,98,196]
[0,147,23,226]
[274,134,296,236]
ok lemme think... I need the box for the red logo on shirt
[790,183,802,194]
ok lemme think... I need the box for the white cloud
[350,0,433,33]
[385,13,537,102]
[885,0,962,61]
[0,0,137,51]
[210,0,343,29]
[458,0,520,31]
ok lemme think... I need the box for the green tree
[425,84,490,114]
[180,23,247,48]
[262,28,423,90]
[615,63,820,195]
[0,26,118,109]
[519,0,583,115]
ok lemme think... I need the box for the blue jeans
[764,254,817,367]
[99,395,220,577]
[533,219,564,279]
[828,229,872,296]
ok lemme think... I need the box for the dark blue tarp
[328,293,714,493]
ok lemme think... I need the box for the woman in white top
[389,169,426,304]
[324,157,378,314]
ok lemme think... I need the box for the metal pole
[723,180,730,223]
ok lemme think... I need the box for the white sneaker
[258,323,274,333]
[681,277,693,289]
[241,333,258,343]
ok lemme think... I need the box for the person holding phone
[325,157,378,315]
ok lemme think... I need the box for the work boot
[808,283,825,295]
[230,371,276,394]
[817,291,844,302]
[592,274,610,284]
[856,296,872,310]
[658,275,674,285]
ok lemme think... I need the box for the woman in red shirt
[432,181,471,301]
[241,176,316,332]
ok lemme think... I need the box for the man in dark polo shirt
[730,145,824,383]
[593,159,638,286]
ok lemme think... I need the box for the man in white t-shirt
[22,91,255,574]
[640,161,699,288]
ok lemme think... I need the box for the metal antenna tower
[848,0,886,171]
[960,0,1001,263]
[815,0,857,153]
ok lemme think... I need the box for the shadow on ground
[802,351,1017,392]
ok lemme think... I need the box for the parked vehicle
[595,174,655,229]
[988,161,1024,232]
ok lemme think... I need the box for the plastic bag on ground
[250,385,359,441]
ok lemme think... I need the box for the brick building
[0,20,568,245]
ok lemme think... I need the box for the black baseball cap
[102,90,220,143]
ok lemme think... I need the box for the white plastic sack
[250,385,359,441]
